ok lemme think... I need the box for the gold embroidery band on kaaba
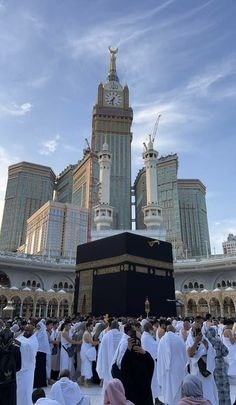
[76,254,173,271]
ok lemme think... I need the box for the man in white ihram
[96,319,122,392]
[15,324,39,405]
[157,325,187,405]
[141,322,159,403]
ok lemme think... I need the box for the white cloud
[27,75,51,89]
[209,218,236,254]
[187,57,236,96]
[22,11,45,32]
[39,134,60,156]
[0,102,32,117]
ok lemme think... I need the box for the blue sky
[0,0,235,253]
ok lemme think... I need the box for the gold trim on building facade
[76,253,173,272]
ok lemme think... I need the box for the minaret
[94,142,113,230]
[142,136,163,229]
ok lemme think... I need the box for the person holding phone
[186,324,218,404]
[120,330,154,405]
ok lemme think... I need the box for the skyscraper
[56,164,77,203]
[25,200,88,258]
[0,162,55,251]
[134,154,183,256]
[177,179,211,257]
[91,48,133,229]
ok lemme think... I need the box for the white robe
[50,376,89,405]
[96,328,122,392]
[186,332,218,405]
[141,331,159,400]
[60,331,75,373]
[35,399,61,405]
[157,331,187,405]
[80,338,95,380]
[222,333,236,377]
[112,333,129,369]
[16,334,39,405]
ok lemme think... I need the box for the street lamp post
[145,297,150,319]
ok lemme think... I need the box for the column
[45,303,49,318]
[33,303,36,318]
[19,302,23,317]
[220,303,224,318]
[57,304,60,318]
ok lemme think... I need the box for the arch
[32,280,36,287]
[209,297,221,318]
[59,282,63,289]
[188,282,193,289]
[194,282,199,289]
[22,297,34,318]
[27,280,31,286]
[48,298,58,318]
[198,298,209,317]
[223,297,235,318]
[222,280,226,288]
[36,282,41,288]
[59,299,69,318]
[0,272,10,288]
[187,299,197,317]
[69,284,73,290]
[11,296,21,317]
[199,284,204,289]
[35,297,47,318]
[21,281,26,287]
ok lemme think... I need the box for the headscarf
[179,375,212,405]
[205,327,217,344]
[10,324,20,334]
[104,379,134,405]
[0,328,13,351]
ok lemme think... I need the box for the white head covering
[50,377,86,405]
[36,320,50,354]
[10,324,20,334]
[140,318,148,330]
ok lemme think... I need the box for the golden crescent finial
[108,46,118,55]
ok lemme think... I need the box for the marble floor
[45,384,103,405]
[45,381,236,405]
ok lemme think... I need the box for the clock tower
[91,48,133,229]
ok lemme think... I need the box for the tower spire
[107,47,119,82]
[142,133,163,230]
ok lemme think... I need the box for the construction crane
[151,113,161,143]
[143,114,161,151]
[83,138,91,156]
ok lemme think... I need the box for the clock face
[104,91,122,107]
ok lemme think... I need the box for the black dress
[0,344,21,405]
[121,348,154,405]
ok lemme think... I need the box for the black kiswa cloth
[121,349,154,405]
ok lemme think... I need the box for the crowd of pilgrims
[1,314,236,405]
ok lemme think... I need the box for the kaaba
[74,232,176,317]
